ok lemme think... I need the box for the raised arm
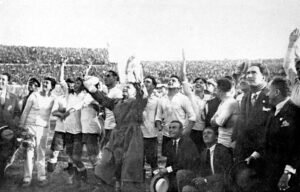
[180,49,188,82]
[85,59,93,77]
[283,28,299,85]
[59,58,68,95]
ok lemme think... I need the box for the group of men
[0,29,300,192]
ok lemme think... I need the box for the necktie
[173,140,178,155]
[206,149,212,175]
[251,93,258,106]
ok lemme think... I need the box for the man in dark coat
[245,77,300,192]
[234,63,272,161]
[176,126,233,192]
[157,120,200,192]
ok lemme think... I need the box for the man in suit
[234,63,272,161]
[177,126,233,192]
[245,77,300,192]
[156,120,200,192]
[0,73,20,129]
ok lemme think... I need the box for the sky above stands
[0,0,300,62]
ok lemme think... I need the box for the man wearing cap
[178,126,233,192]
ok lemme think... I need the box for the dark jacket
[234,87,272,159]
[199,143,233,184]
[165,136,200,172]
[263,100,299,189]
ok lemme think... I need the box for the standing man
[155,75,196,156]
[246,77,299,191]
[141,76,159,172]
[234,63,272,161]
[102,70,123,148]
[283,28,300,107]
[211,78,239,149]
[21,77,40,113]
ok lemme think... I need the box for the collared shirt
[182,81,208,131]
[173,138,180,154]
[19,91,55,128]
[141,93,159,138]
[104,86,123,130]
[0,89,7,105]
[64,92,85,134]
[155,92,196,137]
[211,96,239,148]
[80,92,102,134]
[208,144,216,175]
[283,47,300,107]
[275,97,290,116]
[52,96,66,132]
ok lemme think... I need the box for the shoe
[21,180,31,187]
[47,161,57,172]
[64,163,73,172]
[37,179,48,187]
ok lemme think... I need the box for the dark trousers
[190,130,205,153]
[144,137,158,169]
[162,136,172,157]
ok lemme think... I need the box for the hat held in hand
[150,174,169,192]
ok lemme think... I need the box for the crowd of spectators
[142,59,285,83]
[0,45,109,64]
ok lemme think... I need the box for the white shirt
[283,47,300,107]
[155,92,196,137]
[208,144,216,175]
[104,86,123,130]
[0,88,6,105]
[182,81,208,131]
[19,91,55,128]
[52,96,66,132]
[141,93,159,138]
[63,92,85,134]
[80,93,102,134]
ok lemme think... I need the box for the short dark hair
[107,70,120,82]
[203,126,218,135]
[249,63,270,77]
[2,72,11,82]
[170,75,182,84]
[44,77,57,90]
[29,77,40,87]
[271,77,290,98]
[217,78,233,93]
[193,77,207,84]
[144,75,157,87]
[170,120,183,129]
[66,78,74,84]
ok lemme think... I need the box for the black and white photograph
[0,0,300,191]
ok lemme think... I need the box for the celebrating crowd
[0,29,300,192]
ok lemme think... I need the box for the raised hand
[289,28,300,47]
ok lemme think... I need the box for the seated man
[178,126,233,192]
[156,120,200,192]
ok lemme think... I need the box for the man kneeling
[177,126,233,192]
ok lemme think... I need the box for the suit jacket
[204,97,221,128]
[263,100,299,188]
[199,143,233,184]
[165,136,200,173]
[234,87,272,159]
[0,92,20,129]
